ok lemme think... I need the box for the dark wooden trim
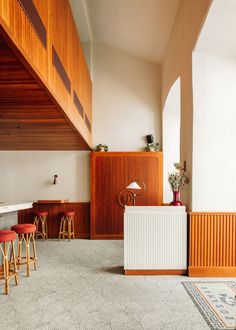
[85,114,91,132]
[52,45,71,94]
[73,90,84,118]
[90,234,124,240]
[125,269,187,275]
[18,0,47,48]
[188,266,236,277]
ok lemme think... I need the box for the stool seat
[61,211,75,217]
[11,224,36,235]
[0,230,16,242]
[33,211,48,217]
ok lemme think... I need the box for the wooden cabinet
[0,0,92,148]
[90,152,163,239]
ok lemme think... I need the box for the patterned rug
[182,282,236,329]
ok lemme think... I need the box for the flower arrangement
[145,142,159,152]
[94,144,109,152]
[168,170,189,192]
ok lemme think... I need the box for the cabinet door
[92,155,127,239]
[90,152,163,239]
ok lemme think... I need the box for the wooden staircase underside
[0,35,90,150]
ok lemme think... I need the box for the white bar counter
[124,206,187,275]
[0,202,33,230]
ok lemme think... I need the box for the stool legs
[34,215,48,240]
[58,216,75,241]
[0,241,18,295]
[16,233,37,277]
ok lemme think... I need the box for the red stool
[0,230,18,294]
[33,212,48,240]
[11,224,37,277]
[58,212,75,241]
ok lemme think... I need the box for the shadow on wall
[162,77,181,203]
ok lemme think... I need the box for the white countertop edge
[125,206,186,213]
[0,202,33,214]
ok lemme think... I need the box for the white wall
[92,43,161,151]
[192,52,236,211]
[163,78,181,203]
[0,151,90,203]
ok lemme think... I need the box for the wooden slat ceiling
[0,36,90,150]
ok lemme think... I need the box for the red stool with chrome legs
[33,212,48,240]
[58,212,75,241]
[11,224,37,277]
[0,230,18,294]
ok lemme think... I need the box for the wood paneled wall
[18,202,90,239]
[0,0,92,149]
[188,212,236,277]
[90,152,163,239]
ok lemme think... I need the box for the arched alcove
[162,77,181,203]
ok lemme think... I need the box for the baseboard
[188,266,236,277]
[90,234,124,240]
[125,269,187,275]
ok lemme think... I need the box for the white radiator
[124,206,187,270]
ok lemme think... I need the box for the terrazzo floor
[0,239,221,330]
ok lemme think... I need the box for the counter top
[0,202,33,214]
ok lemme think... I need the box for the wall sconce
[174,161,186,172]
[118,179,146,207]
[53,174,58,185]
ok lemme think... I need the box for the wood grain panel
[18,202,90,239]
[0,0,92,148]
[18,0,47,48]
[188,212,236,276]
[90,152,163,239]
[0,36,89,150]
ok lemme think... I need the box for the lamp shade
[126,181,142,190]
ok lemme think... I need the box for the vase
[170,191,182,206]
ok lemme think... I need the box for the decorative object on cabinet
[90,152,163,239]
[168,169,189,206]
[145,142,159,152]
[94,144,109,152]
[174,161,187,172]
[146,134,154,144]
[53,174,58,185]
[118,180,146,207]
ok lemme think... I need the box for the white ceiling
[196,0,236,58]
[70,0,180,64]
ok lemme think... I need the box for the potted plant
[168,169,189,205]
[145,142,159,152]
[94,144,109,152]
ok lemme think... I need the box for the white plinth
[124,206,187,274]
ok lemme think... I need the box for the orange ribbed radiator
[188,212,236,277]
